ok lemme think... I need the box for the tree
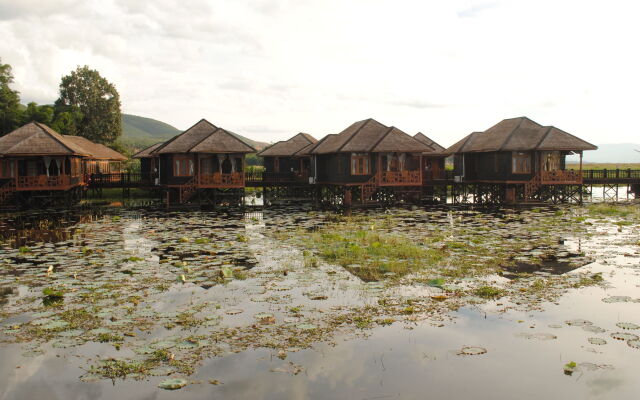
[55,66,122,144]
[0,58,22,135]
[21,102,54,125]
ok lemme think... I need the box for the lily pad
[296,323,317,331]
[565,319,593,327]
[460,346,487,355]
[611,332,639,341]
[158,378,188,390]
[616,322,639,330]
[588,338,607,345]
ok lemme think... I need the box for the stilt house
[445,117,597,201]
[256,133,317,183]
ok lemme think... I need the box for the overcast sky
[1,0,639,146]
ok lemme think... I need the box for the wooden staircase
[524,173,542,202]
[0,179,16,206]
[361,175,378,204]
[178,177,198,204]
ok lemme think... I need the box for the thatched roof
[153,119,256,155]
[257,133,317,157]
[0,122,90,157]
[446,117,598,154]
[132,142,163,159]
[414,133,445,152]
[308,118,430,154]
[63,135,127,161]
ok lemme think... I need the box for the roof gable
[64,135,127,161]
[154,119,218,154]
[310,119,429,154]
[371,127,430,152]
[414,132,445,152]
[132,142,163,158]
[257,132,317,157]
[0,122,88,156]
[189,128,256,153]
[445,117,597,153]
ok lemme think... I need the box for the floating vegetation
[616,322,639,330]
[158,378,188,390]
[516,332,557,340]
[602,296,633,303]
[0,203,637,392]
[610,332,640,341]
[459,346,487,356]
[588,338,607,346]
[563,361,577,375]
[565,319,593,327]
[628,340,640,350]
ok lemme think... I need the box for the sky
[1,0,639,147]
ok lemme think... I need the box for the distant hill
[566,143,640,164]
[121,114,269,151]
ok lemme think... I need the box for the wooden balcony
[15,175,82,191]
[198,172,244,188]
[379,170,421,186]
[540,170,582,184]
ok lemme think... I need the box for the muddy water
[0,205,639,399]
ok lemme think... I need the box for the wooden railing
[580,169,640,181]
[15,175,81,190]
[198,172,244,187]
[246,171,310,184]
[379,170,421,185]
[424,170,455,181]
[89,172,155,188]
[541,169,582,183]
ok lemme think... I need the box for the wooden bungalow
[413,132,447,183]
[132,142,163,184]
[445,117,597,203]
[150,119,256,205]
[0,122,90,205]
[256,133,317,184]
[63,135,127,175]
[306,118,431,204]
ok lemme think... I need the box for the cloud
[457,2,499,18]
[0,0,639,145]
[388,100,448,109]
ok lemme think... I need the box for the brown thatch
[414,132,445,152]
[0,122,89,156]
[308,119,430,154]
[63,135,127,161]
[153,119,256,154]
[257,133,317,157]
[445,117,598,154]
[132,142,163,159]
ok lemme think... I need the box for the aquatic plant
[473,286,505,299]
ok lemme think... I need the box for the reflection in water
[0,205,638,400]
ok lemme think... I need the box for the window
[351,154,370,175]
[336,157,344,175]
[542,151,561,171]
[174,157,194,176]
[512,152,531,174]
[1,160,15,178]
[274,157,280,173]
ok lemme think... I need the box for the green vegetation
[587,203,640,219]
[57,65,122,144]
[308,227,445,281]
[473,286,505,299]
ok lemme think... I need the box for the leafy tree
[55,66,122,144]
[21,102,54,125]
[50,106,83,136]
[0,58,22,135]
